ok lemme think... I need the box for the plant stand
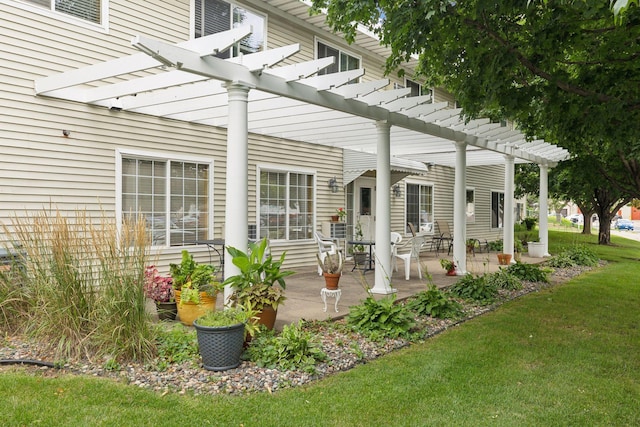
[321,288,341,312]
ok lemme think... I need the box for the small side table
[320,288,342,313]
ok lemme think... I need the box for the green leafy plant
[485,269,523,291]
[194,306,253,328]
[506,262,551,283]
[523,217,537,231]
[224,238,294,311]
[170,250,221,305]
[247,321,328,374]
[406,285,463,319]
[548,245,599,268]
[439,259,455,271]
[487,240,503,252]
[448,274,498,305]
[352,221,365,253]
[347,295,416,340]
[152,324,198,370]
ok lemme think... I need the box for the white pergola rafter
[34,29,569,167]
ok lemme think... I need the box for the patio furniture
[394,235,425,280]
[390,231,403,271]
[320,288,341,312]
[348,239,375,272]
[432,221,453,255]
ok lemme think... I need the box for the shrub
[506,262,550,283]
[247,321,327,374]
[548,245,599,268]
[152,324,199,370]
[347,295,416,340]
[448,274,498,305]
[485,269,523,291]
[406,285,463,319]
[487,240,503,252]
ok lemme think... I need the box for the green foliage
[247,321,328,374]
[224,238,294,311]
[317,251,343,274]
[194,306,252,328]
[485,269,523,291]
[523,217,538,231]
[448,274,498,305]
[439,259,455,271]
[406,285,463,319]
[548,245,599,268]
[347,295,416,340]
[506,262,550,283]
[152,324,198,370]
[170,250,221,305]
[487,240,503,252]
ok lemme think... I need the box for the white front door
[355,178,376,240]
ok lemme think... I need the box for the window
[406,183,434,233]
[316,40,360,76]
[121,155,210,246]
[491,191,504,229]
[195,0,265,58]
[259,169,314,241]
[22,0,103,24]
[466,189,475,223]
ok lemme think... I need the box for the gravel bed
[0,264,594,396]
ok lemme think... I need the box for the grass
[1,230,639,426]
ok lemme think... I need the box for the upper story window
[406,182,434,234]
[119,151,211,247]
[195,0,265,58]
[316,40,360,77]
[18,0,105,26]
[259,168,315,241]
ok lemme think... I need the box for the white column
[503,154,515,262]
[223,82,251,303]
[452,141,467,274]
[538,164,550,256]
[370,121,394,294]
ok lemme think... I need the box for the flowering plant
[336,208,346,220]
[143,265,174,302]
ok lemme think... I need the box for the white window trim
[314,36,362,72]
[490,189,505,230]
[404,180,435,236]
[116,148,214,250]
[466,187,475,224]
[190,0,268,50]
[256,164,316,243]
[5,0,109,32]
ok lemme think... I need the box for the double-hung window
[194,0,265,58]
[406,183,434,234]
[259,169,314,241]
[466,189,475,223]
[316,40,360,77]
[120,153,211,247]
[19,0,104,25]
[491,191,504,229]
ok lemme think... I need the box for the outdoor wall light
[328,177,339,193]
[392,184,402,198]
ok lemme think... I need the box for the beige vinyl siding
[467,165,506,242]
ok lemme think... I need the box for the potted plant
[336,207,347,222]
[224,238,294,331]
[465,238,479,254]
[193,305,257,371]
[351,221,367,266]
[523,216,537,231]
[440,258,457,276]
[527,238,545,258]
[143,265,176,321]
[170,250,222,326]
[316,251,343,290]
[496,253,513,265]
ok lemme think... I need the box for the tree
[312,0,640,199]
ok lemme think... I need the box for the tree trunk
[582,210,595,235]
[597,211,614,245]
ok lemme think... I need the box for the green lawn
[1,230,639,426]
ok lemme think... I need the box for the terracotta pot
[174,290,217,326]
[256,305,278,330]
[331,215,339,222]
[497,253,512,265]
[323,272,341,290]
[446,269,457,276]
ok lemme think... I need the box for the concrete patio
[273,250,544,330]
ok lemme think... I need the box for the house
[0,0,568,296]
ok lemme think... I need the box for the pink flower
[143,265,174,302]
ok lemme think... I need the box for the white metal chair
[314,231,339,276]
[390,231,403,272]
[394,236,425,280]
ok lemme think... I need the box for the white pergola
[34,27,569,296]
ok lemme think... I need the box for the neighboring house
[0,0,568,294]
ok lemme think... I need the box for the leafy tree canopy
[312,0,640,197]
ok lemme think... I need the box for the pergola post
[370,121,394,294]
[223,82,251,303]
[452,141,467,274]
[503,154,515,262]
[538,164,550,256]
